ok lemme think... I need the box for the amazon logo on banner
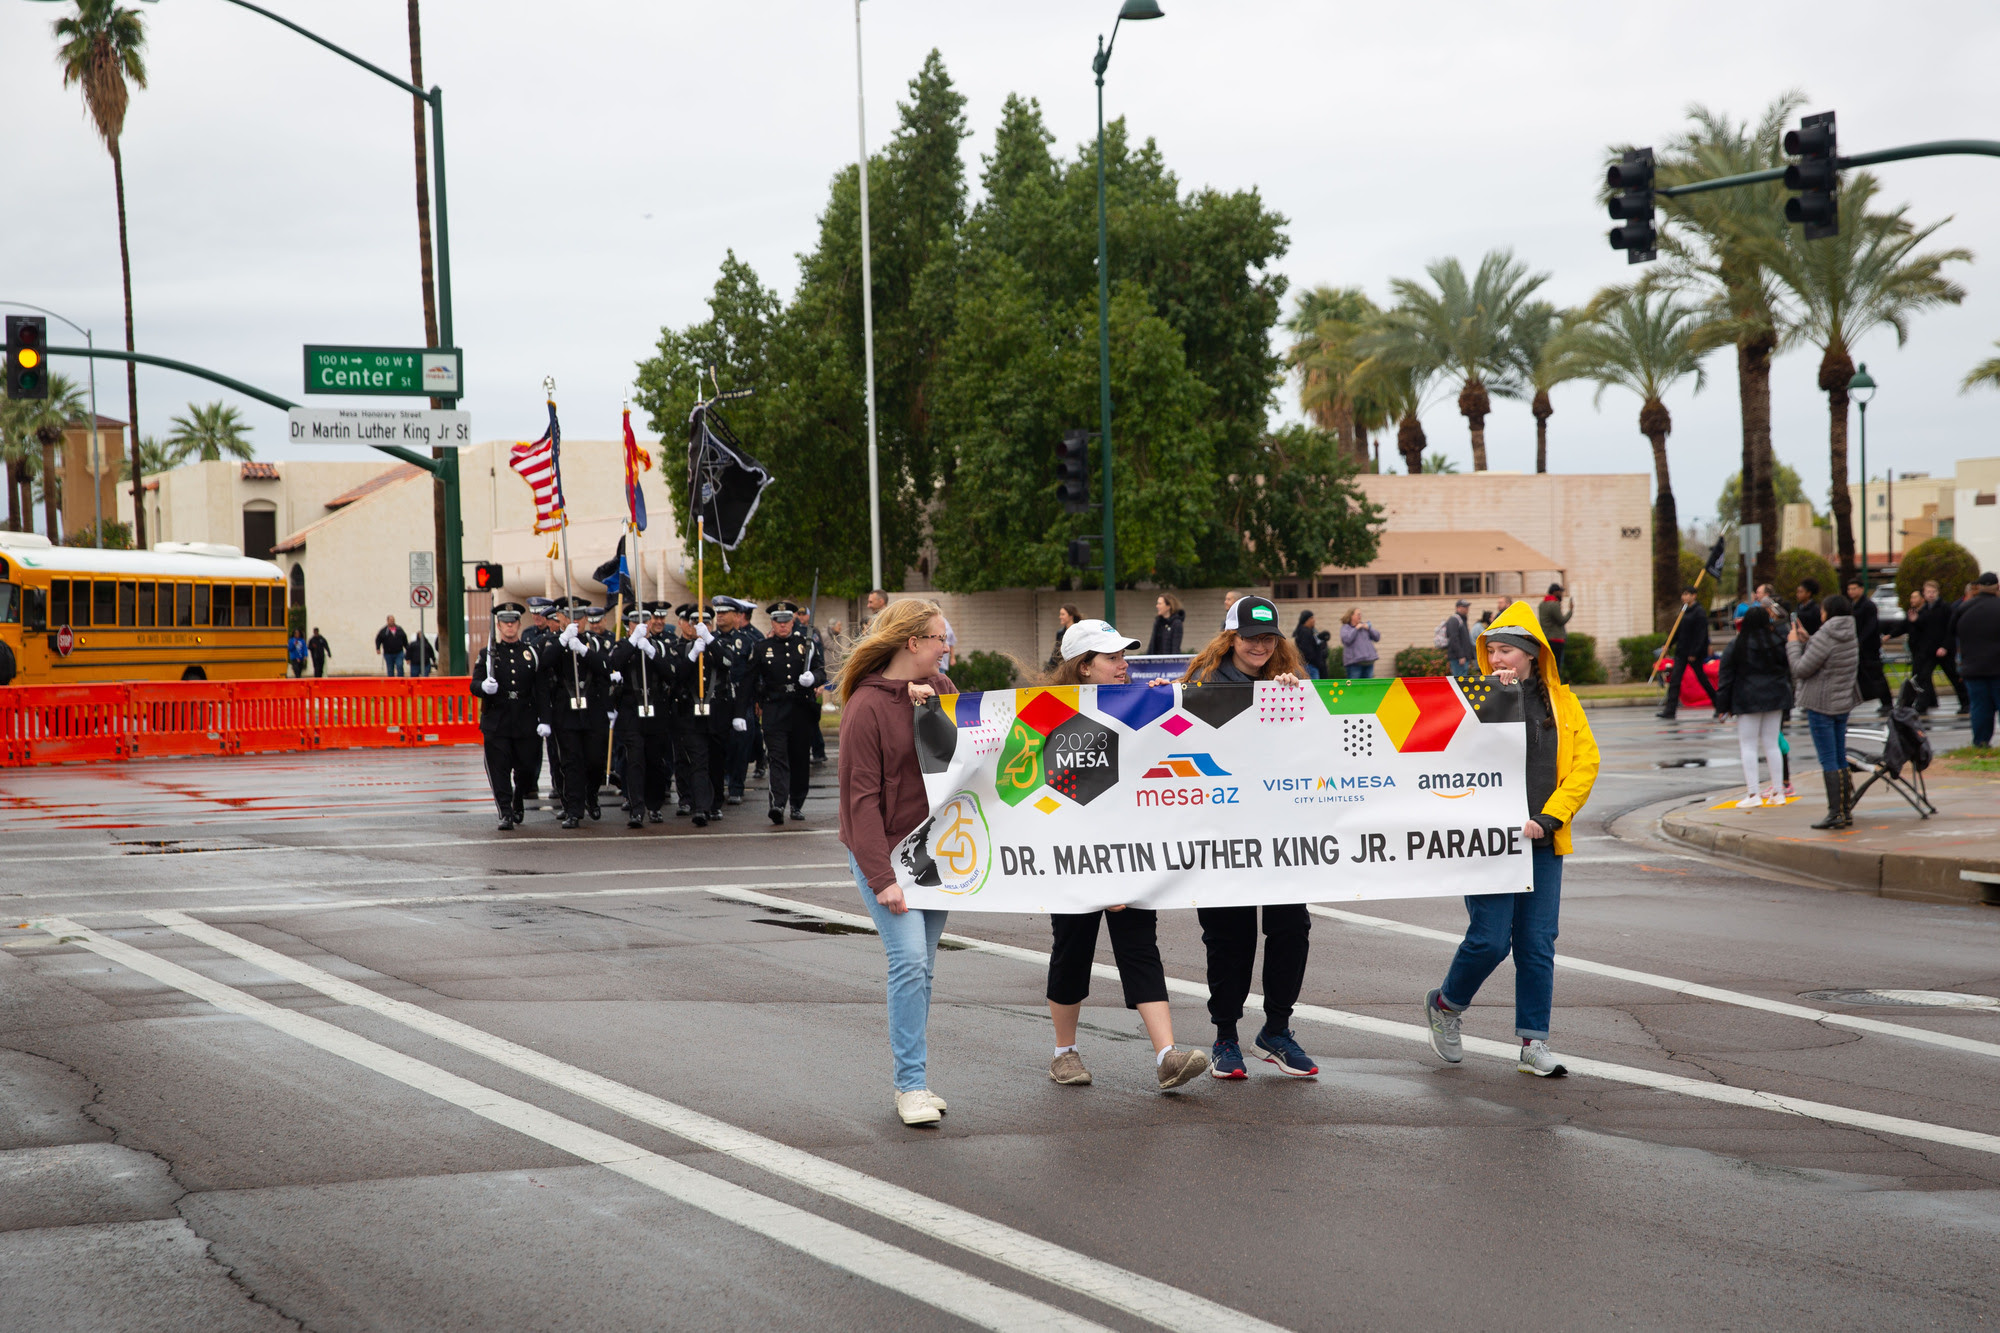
[1418,771,1507,799]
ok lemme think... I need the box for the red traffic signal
[473,561,504,591]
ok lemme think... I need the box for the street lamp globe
[1119,0,1166,17]
[1850,363,1876,404]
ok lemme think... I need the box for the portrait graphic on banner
[891,677,1531,912]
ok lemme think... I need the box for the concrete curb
[1659,791,2000,907]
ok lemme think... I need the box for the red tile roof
[240,461,280,480]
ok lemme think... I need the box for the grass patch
[1937,746,2000,774]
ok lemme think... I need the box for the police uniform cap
[623,604,650,624]
[494,602,527,622]
[526,596,554,612]
[766,600,799,620]
[584,605,609,621]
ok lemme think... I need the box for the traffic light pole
[1093,42,1118,625]
[1656,138,2000,198]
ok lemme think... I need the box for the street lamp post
[0,301,101,546]
[1851,363,1875,590]
[1092,0,1163,625]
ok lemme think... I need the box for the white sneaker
[1762,785,1787,807]
[920,1090,947,1114]
[1517,1039,1568,1078]
[895,1090,942,1125]
[1734,793,1764,809]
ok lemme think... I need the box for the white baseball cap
[1061,619,1141,660]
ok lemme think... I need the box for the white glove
[609,671,623,685]
[694,623,714,646]
[608,711,619,725]
[567,634,590,657]
[558,623,579,646]
[628,623,649,644]
[536,723,551,738]
[732,716,748,732]
[639,639,658,659]
[481,679,498,695]
[798,671,815,687]
[686,643,705,663]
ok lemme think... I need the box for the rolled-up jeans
[1437,841,1563,1039]
[1804,709,1849,773]
[849,851,948,1093]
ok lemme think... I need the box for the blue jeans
[1347,663,1375,679]
[1804,709,1849,772]
[850,852,948,1092]
[1967,676,1998,748]
[384,651,405,677]
[1438,841,1563,1039]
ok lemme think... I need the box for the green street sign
[304,345,461,398]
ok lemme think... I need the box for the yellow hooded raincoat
[1474,601,1600,856]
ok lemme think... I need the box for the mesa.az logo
[1142,752,1231,779]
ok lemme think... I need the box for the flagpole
[1649,566,1709,686]
[547,381,582,704]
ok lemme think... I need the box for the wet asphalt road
[2,706,1997,1332]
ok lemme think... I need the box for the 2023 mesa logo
[1134,753,1239,807]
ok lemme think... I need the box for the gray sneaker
[1424,988,1462,1064]
[1155,1045,1210,1090]
[1049,1050,1091,1085]
[1517,1039,1568,1078]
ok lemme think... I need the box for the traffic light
[5,315,48,400]
[1606,148,1657,264]
[1066,538,1093,569]
[1056,428,1091,513]
[472,561,504,591]
[1783,110,1839,240]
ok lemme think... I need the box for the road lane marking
[689,887,2000,1160]
[3,864,849,904]
[1307,905,2000,1063]
[14,881,857,924]
[33,916,1115,1333]
[5,829,843,864]
[90,912,1283,1333]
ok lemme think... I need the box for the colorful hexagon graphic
[1043,714,1118,805]
[1314,676,1393,716]
[1373,676,1466,753]
[1179,682,1254,730]
[994,717,1046,807]
[1015,687,1079,736]
[1092,682,1177,732]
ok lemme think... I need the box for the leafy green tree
[1962,340,2000,393]
[1639,93,1802,588]
[0,373,85,536]
[53,0,150,545]
[163,401,254,465]
[1716,460,1808,530]
[1357,250,1549,471]
[1228,425,1382,583]
[1895,537,1978,606]
[1744,173,1969,581]
[1285,285,1379,467]
[1775,548,1837,601]
[1419,451,1459,474]
[1564,286,1710,630]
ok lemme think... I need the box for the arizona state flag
[622,408,651,532]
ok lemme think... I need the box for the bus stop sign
[54,625,74,657]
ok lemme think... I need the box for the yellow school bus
[0,533,288,684]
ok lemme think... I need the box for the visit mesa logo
[1142,752,1231,779]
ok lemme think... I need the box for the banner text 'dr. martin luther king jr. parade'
[892,675,1531,912]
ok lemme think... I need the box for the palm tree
[1641,93,1801,589]
[1564,286,1711,631]
[1349,354,1434,475]
[163,401,254,465]
[1962,341,2000,393]
[0,374,87,537]
[1506,301,1586,474]
[1419,452,1460,474]
[54,0,150,547]
[1746,174,1969,581]
[1358,250,1549,471]
[1285,285,1379,467]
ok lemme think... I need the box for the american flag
[510,401,564,535]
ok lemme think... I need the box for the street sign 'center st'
[305,345,461,398]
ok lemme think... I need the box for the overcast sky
[9,0,2000,533]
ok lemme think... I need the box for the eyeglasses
[912,634,948,644]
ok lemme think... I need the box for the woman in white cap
[1177,596,1319,1082]
[1042,620,1210,1091]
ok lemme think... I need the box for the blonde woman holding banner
[1422,601,1599,1078]
[1041,620,1210,1091]
[836,600,958,1127]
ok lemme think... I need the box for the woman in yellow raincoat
[1421,601,1600,1077]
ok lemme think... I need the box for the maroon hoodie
[839,671,956,890]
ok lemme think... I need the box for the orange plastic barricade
[0,678,484,767]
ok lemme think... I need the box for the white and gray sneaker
[1423,988,1462,1064]
[1517,1039,1568,1078]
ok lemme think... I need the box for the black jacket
[1911,598,1953,657]
[1716,628,1793,715]
[1146,611,1184,655]
[1293,623,1329,674]
[663,632,728,722]
[541,629,612,731]
[607,634,673,733]
[1670,605,1710,659]
[472,640,550,738]
[748,630,819,727]
[1952,592,2000,677]
[1850,596,1882,665]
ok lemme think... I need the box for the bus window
[50,580,70,627]
[234,583,252,628]
[94,580,117,626]
[176,583,193,627]
[212,584,232,628]
[24,585,46,632]
[0,582,16,624]
[119,581,137,627]
[139,582,156,628]
[195,583,211,627]
[274,585,287,626]
[253,585,270,627]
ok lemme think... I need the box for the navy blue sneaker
[1254,1027,1319,1078]
[1210,1039,1247,1080]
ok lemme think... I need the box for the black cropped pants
[1046,908,1168,1009]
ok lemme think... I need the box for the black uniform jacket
[608,635,674,733]
[472,640,550,738]
[749,631,817,728]
[663,632,728,722]
[541,630,612,731]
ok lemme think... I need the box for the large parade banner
[893,676,1531,912]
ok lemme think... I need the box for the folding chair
[1846,682,1938,818]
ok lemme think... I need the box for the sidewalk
[1660,770,2000,905]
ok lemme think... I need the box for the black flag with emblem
[687,401,772,558]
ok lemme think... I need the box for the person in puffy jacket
[1338,608,1380,678]
[1716,604,1793,808]
[1788,594,1861,830]
[1145,594,1184,655]
[1292,611,1329,678]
